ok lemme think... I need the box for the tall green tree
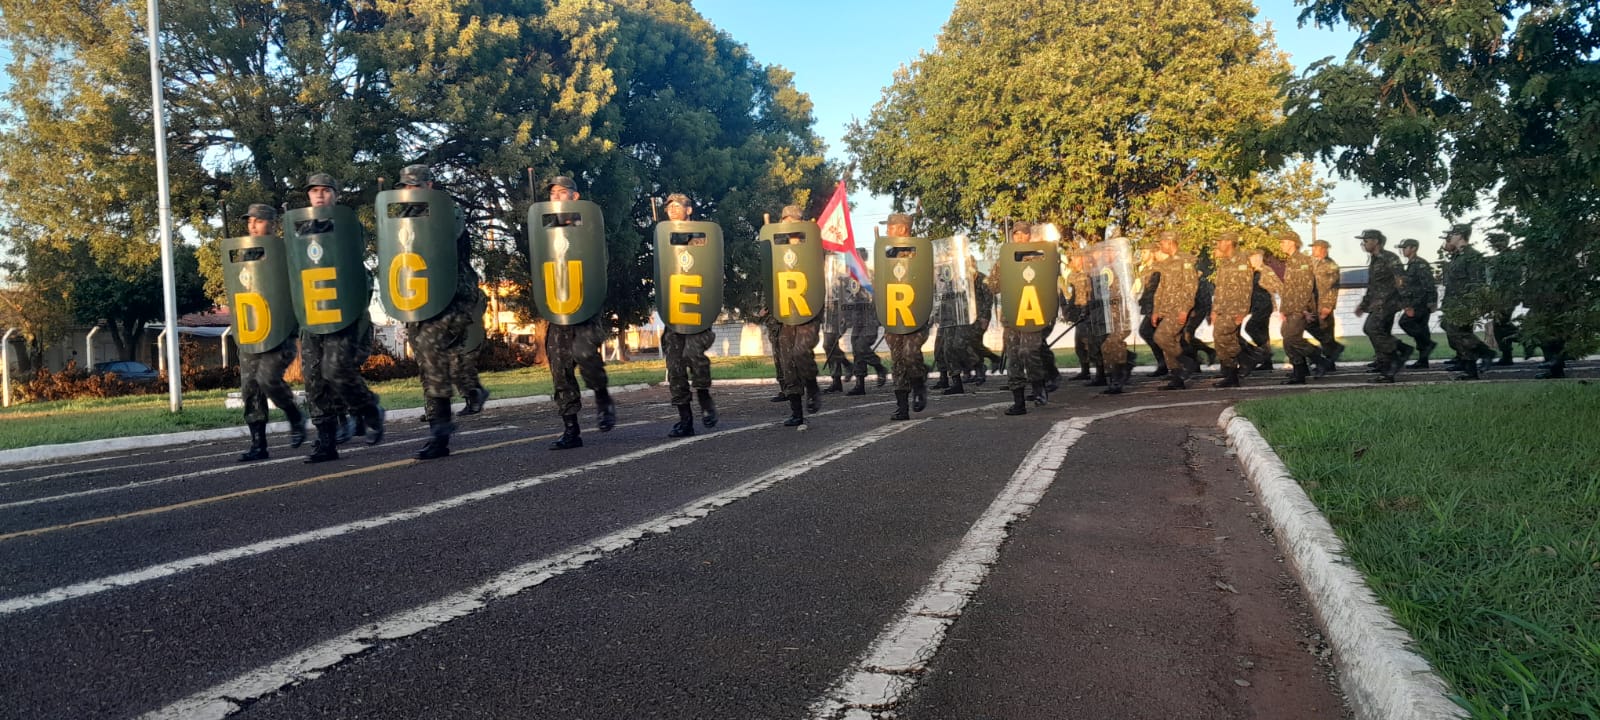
[1275,0,1600,358]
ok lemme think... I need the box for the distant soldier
[1150,230,1199,390]
[844,248,887,396]
[969,265,1002,377]
[288,173,386,462]
[1137,248,1168,377]
[1483,231,1521,366]
[819,311,851,393]
[1183,247,1217,369]
[1209,232,1254,387]
[875,214,933,420]
[1246,252,1277,370]
[531,175,615,449]
[1255,230,1329,385]
[1438,224,1498,380]
[929,232,980,394]
[998,221,1060,414]
[759,207,801,402]
[1065,251,1106,386]
[1308,239,1345,369]
[223,203,306,461]
[1395,238,1438,369]
[653,192,722,436]
[1352,229,1410,382]
[1090,237,1138,395]
[761,205,826,425]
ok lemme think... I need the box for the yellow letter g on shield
[388,253,429,312]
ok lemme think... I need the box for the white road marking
[139,402,1007,720]
[807,400,1220,720]
[0,404,895,616]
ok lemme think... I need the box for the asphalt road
[11,359,1566,719]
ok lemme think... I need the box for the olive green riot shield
[375,187,460,322]
[758,221,824,325]
[998,239,1060,330]
[1091,237,1139,343]
[528,200,608,326]
[221,234,296,354]
[654,220,725,334]
[282,204,370,335]
[823,253,851,335]
[874,235,934,334]
[932,234,977,326]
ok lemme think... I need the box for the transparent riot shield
[823,252,851,335]
[1090,236,1139,344]
[932,234,977,326]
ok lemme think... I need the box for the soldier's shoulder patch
[1183,262,1193,270]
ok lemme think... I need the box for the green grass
[1238,383,1600,719]
[0,355,781,451]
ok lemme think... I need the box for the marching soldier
[1209,232,1255,387]
[998,222,1060,414]
[286,173,386,462]
[1089,236,1138,395]
[969,264,1002,378]
[531,175,616,449]
[1150,230,1199,390]
[845,248,888,395]
[1396,238,1438,369]
[1308,239,1345,369]
[1438,224,1498,380]
[1137,248,1168,377]
[1246,251,1277,370]
[930,232,980,394]
[223,204,306,461]
[654,193,722,436]
[1353,229,1410,382]
[759,207,799,401]
[1484,232,1521,366]
[377,164,483,459]
[761,205,826,425]
[875,214,933,420]
[1254,230,1327,385]
[1065,251,1107,386]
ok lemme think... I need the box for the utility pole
[147,0,182,412]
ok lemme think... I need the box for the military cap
[398,164,433,187]
[1156,229,1180,244]
[885,213,912,227]
[546,175,578,192]
[664,193,691,207]
[1440,223,1472,240]
[1011,221,1033,235]
[1355,229,1387,243]
[1397,238,1420,249]
[239,203,278,222]
[1276,229,1303,245]
[780,204,803,220]
[303,173,338,191]
[1310,239,1331,249]
[1216,230,1240,244]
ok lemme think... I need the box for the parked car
[91,360,162,383]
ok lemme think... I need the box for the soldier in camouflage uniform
[449,300,489,416]
[1308,239,1345,369]
[1396,238,1438,369]
[770,204,824,425]
[1209,232,1255,387]
[394,165,485,459]
[1254,230,1329,385]
[1438,224,1497,380]
[1246,253,1276,370]
[1065,251,1106,385]
[1483,232,1521,366]
[820,316,851,393]
[845,250,888,395]
[234,204,307,462]
[658,193,719,436]
[761,207,791,402]
[543,175,616,449]
[969,267,1001,377]
[1183,248,1217,369]
[1000,222,1051,414]
[881,214,931,420]
[298,174,386,463]
[1353,229,1410,383]
[1150,230,1199,390]
[1137,249,1169,377]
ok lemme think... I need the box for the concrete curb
[0,379,764,469]
[1217,407,1466,720]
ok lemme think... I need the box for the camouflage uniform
[887,329,930,391]
[1210,252,1254,374]
[820,327,850,387]
[1246,270,1275,366]
[1440,244,1493,365]
[778,319,821,398]
[1003,327,1046,392]
[1309,252,1344,359]
[240,336,302,426]
[848,291,887,384]
[1257,251,1327,373]
[663,328,714,406]
[546,317,611,417]
[1358,248,1407,375]
[1151,252,1198,383]
[1484,242,1522,363]
[409,227,482,404]
[763,312,785,397]
[1397,252,1437,362]
[1066,268,1105,371]
[968,271,1002,369]
[302,319,380,427]
[1138,265,1167,373]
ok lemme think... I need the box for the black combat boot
[1254,353,1274,372]
[551,414,583,449]
[875,365,888,387]
[1215,366,1241,388]
[305,420,340,463]
[846,375,866,396]
[285,406,307,448]
[931,374,950,390]
[891,390,911,421]
[1005,388,1028,415]
[697,388,718,428]
[973,364,987,385]
[1069,365,1091,382]
[783,395,806,426]
[805,379,822,413]
[459,386,490,416]
[1281,362,1309,385]
[1407,339,1435,369]
[1161,373,1187,390]
[1031,381,1049,406]
[416,397,454,460]
[824,374,844,393]
[942,373,965,395]
[1102,364,1126,395]
[353,412,368,438]
[361,404,386,445]
[1148,365,1170,378]
[595,388,617,432]
[668,404,696,438]
[1086,364,1107,387]
[770,390,789,402]
[912,381,928,412]
[238,421,270,462]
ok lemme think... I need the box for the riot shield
[375,187,461,322]
[1090,236,1139,343]
[282,204,369,335]
[653,220,725,335]
[997,234,1061,331]
[221,234,296,354]
[528,199,608,326]
[758,220,824,325]
[823,253,852,335]
[874,235,934,334]
[932,234,977,326]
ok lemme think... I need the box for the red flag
[816,180,873,292]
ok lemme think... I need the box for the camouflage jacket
[1440,246,1487,311]
[1211,254,1255,318]
[1401,257,1437,312]
[1152,253,1198,317]
[1358,250,1405,314]
[1258,251,1322,315]
[1311,257,1340,314]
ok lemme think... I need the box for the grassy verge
[1237,382,1600,719]
[0,355,779,451]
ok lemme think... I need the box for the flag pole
[147,0,182,413]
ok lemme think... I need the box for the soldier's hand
[1354,308,1366,317]
[1235,313,1247,325]
[1177,312,1188,325]
[1319,308,1332,320]
[1151,312,1163,324]
[1405,308,1416,318]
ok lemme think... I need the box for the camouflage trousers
[1003,328,1046,391]
[935,325,979,376]
[821,331,850,379]
[1362,307,1402,370]
[1038,332,1060,382]
[850,327,886,378]
[547,318,609,417]
[663,328,714,406]
[1245,311,1271,353]
[1281,311,1325,366]
[1140,315,1166,370]
[1076,326,1103,368]
[1397,309,1434,354]
[409,295,476,400]
[301,324,378,424]
[886,329,929,391]
[1213,314,1245,370]
[1309,313,1343,357]
[765,316,785,386]
[1152,316,1192,379]
[1100,333,1128,368]
[970,321,1001,363]
[1444,321,1490,359]
[449,341,483,397]
[240,336,300,425]
[777,320,820,397]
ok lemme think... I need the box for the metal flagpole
[147,0,182,412]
